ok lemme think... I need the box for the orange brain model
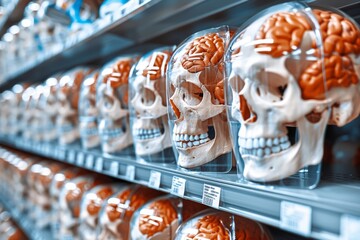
[138,199,177,237]
[186,215,230,240]
[86,186,115,216]
[142,51,172,80]
[255,9,360,100]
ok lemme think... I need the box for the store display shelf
[0,0,29,37]
[1,135,360,240]
[0,195,52,240]
[1,0,359,91]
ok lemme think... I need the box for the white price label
[95,157,103,172]
[280,201,312,236]
[148,171,161,189]
[126,165,135,181]
[170,176,186,197]
[202,184,221,209]
[76,153,85,166]
[109,161,119,176]
[340,215,360,240]
[85,155,94,169]
[68,151,76,163]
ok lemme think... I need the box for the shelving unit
[1,0,360,239]
[0,0,30,37]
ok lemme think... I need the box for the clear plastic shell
[97,185,161,240]
[96,55,139,154]
[224,2,360,188]
[174,209,272,240]
[129,46,176,163]
[79,184,123,240]
[79,71,101,149]
[57,67,93,145]
[130,195,206,240]
[166,26,233,172]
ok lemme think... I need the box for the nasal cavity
[239,95,257,123]
[170,99,181,119]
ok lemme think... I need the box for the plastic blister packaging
[167,26,234,172]
[97,185,161,240]
[19,85,37,139]
[175,209,272,240]
[97,55,140,155]
[7,84,26,137]
[57,67,93,145]
[79,70,101,149]
[79,184,123,240]
[130,195,206,240]
[225,2,360,188]
[129,46,176,163]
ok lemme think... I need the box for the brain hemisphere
[255,10,360,100]
[87,187,114,216]
[103,60,131,88]
[142,51,172,80]
[138,199,177,237]
[186,215,230,240]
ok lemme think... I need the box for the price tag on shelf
[68,150,76,163]
[202,184,221,209]
[280,201,312,236]
[170,176,186,197]
[76,152,85,166]
[126,165,135,181]
[109,161,119,176]
[85,155,94,169]
[340,214,360,240]
[148,171,161,189]
[95,157,104,172]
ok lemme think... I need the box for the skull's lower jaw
[101,130,132,153]
[80,126,100,149]
[58,125,79,145]
[134,133,168,156]
[177,139,215,168]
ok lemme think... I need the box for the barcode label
[202,184,221,209]
[280,201,312,236]
[170,176,186,197]
[68,151,76,163]
[95,157,103,172]
[85,155,94,169]
[340,215,360,240]
[126,165,135,181]
[110,161,119,176]
[148,171,161,189]
[76,152,85,166]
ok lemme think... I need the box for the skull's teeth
[238,136,291,157]
[173,133,210,149]
[134,128,162,140]
[101,128,123,139]
[81,128,98,136]
[60,124,74,133]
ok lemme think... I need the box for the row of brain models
[0,147,272,240]
[1,2,360,189]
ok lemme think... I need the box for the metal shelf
[1,136,359,240]
[1,0,359,91]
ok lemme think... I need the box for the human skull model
[227,4,360,182]
[7,84,26,136]
[57,67,92,145]
[79,184,117,240]
[97,56,138,154]
[79,71,101,149]
[0,91,13,135]
[21,86,37,140]
[98,186,160,240]
[31,85,46,141]
[130,46,175,159]
[167,26,233,168]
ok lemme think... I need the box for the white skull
[98,57,136,153]
[57,68,89,145]
[0,91,13,135]
[79,72,100,149]
[168,30,233,168]
[31,85,46,141]
[228,8,360,182]
[131,48,174,157]
[7,84,24,136]
[21,87,37,139]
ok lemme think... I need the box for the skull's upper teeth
[173,133,210,149]
[135,128,162,140]
[81,127,98,136]
[101,128,123,139]
[238,136,291,157]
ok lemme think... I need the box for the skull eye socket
[140,88,156,106]
[103,95,114,109]
[180,81,203,106]
[256,71,288,102]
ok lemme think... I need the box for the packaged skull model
[129,46,176,162]
[78,184,122,240]
[0,91,14,136]
[57,67,93,145]
[19,86,36,139]
[30,85,47,142]
[7,84,26,137]
[97,185,161,240]
[58,175,105,240]
[97,55,139,154]
[79,71,101,149]
[175,209,272,240]
[167,26,233,172]
[130,195,206,240]
[225,2,360,188]
[51,168,85,239]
